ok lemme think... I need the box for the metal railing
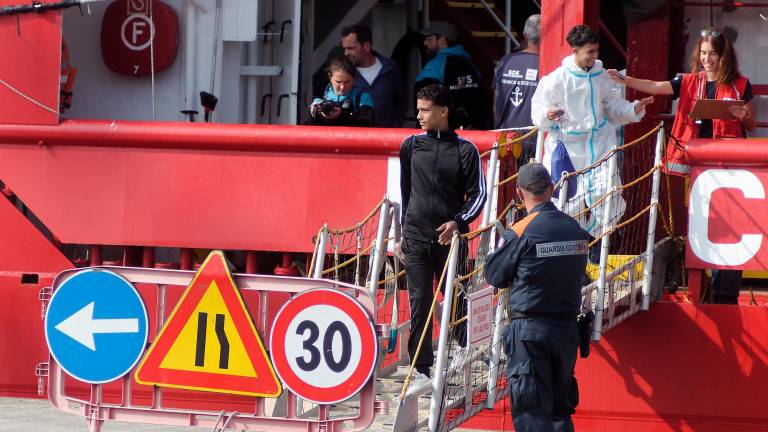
[46,267,380,432]
[393,123,671,431]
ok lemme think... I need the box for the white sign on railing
[467,287,494,348]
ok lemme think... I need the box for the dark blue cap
[517,162,552,194]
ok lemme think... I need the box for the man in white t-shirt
[341,24,406,127]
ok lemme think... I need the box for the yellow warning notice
[135,250,281,397]
[159,280,257,376]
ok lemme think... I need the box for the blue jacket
[352,53,406,128]
[310,86,375,127]
[485,202,589,317]
[312,85,374,107]
[416,44,471,83]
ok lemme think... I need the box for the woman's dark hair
[566,25,598,48]
[416,84,452,108]
[327,56,356,77]
[688,28,740,85]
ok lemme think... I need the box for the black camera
[318,98,353,116]
[319,101,339,116]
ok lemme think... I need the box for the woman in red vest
[608,28,757,304]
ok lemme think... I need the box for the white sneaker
[405,371,430,396]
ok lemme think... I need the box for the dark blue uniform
[485,201,589,432]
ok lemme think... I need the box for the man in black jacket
[485,163,588,432]
[398,84,486,392]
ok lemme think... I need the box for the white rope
[149,0,156,120]
[0,76,59,116]
[209,0,222,95]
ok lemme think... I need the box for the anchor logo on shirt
[510,86,523,107]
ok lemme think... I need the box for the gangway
[39,124,671,432]
[306,124,673,431]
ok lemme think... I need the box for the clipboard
[689,99,745,120]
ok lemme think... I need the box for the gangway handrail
[687,137,768,165]
[0,120,501,154]
[392,121,671,431]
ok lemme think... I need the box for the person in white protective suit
[531,25,654,238]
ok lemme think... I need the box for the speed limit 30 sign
[269,288,377,404]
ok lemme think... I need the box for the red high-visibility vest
[666,72,749,176]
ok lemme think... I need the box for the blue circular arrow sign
[45,269,148,384]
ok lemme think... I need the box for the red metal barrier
[0,195,72,397]
[463,298,768,432]
[0,120,498,155]
[0,121,498,252]
[0,121,499,398]
[687,138,768,165]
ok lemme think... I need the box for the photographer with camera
[310,56,375,127]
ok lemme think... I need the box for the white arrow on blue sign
[45,269,148,384]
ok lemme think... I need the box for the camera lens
[321,102,336,116]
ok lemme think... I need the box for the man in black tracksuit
[399,84,486,389]
[485,163,589,432]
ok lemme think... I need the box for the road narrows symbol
[194,312,207,367]
[215,314,230,369]
[134,251,281,397]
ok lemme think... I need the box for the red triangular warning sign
[135,251,281,397]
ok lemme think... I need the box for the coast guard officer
[485,162,589,432]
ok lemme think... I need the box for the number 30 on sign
[269,288,377,404]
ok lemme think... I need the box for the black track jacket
[400,130,486,242]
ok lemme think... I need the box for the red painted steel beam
[625,8,670,132]
[623,8,670,236]
[598,19,627,61]
[0,120,500,155]
[0,0,61,126]
[0,195,72,397]
[687,138,768,165]
[0,121,500,252]
[539,0,600,75]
